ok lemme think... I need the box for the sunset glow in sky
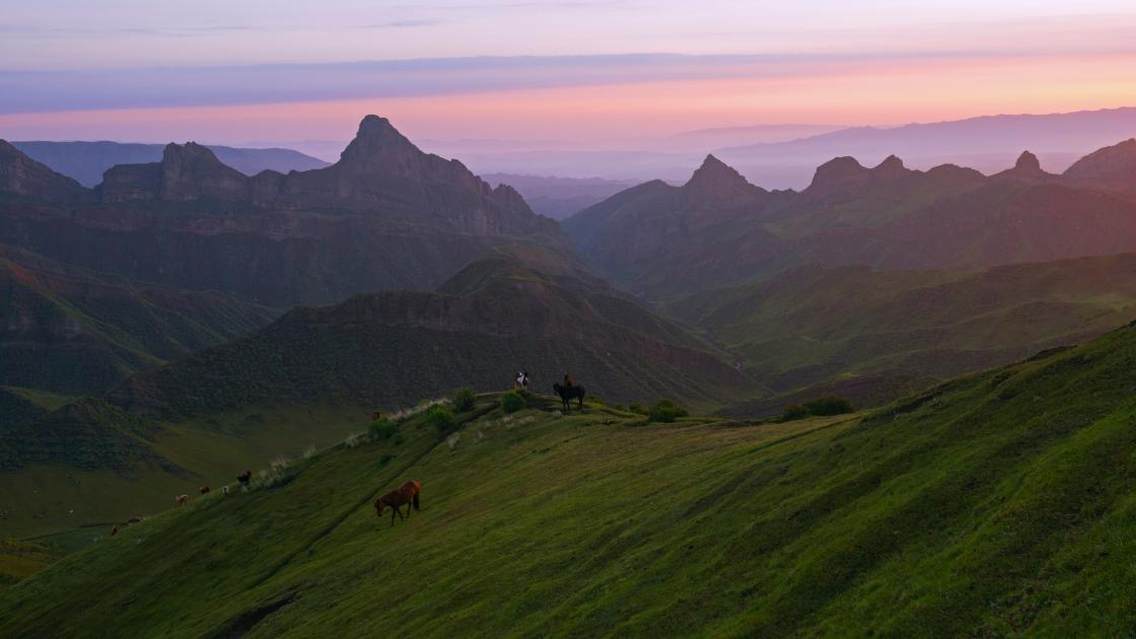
[3,0,1136,151]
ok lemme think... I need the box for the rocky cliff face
[0,117,564,306]
[0,140,90,202]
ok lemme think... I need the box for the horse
[237,470,252,489]
[175,494,189,507]
[200,485,210,495]
[553,383,586,411]
[374,480,422,527]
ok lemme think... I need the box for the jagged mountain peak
[338,114,419,166]
[873,154,907,174]
[683,153,756,198]
[1015,150,1042,172]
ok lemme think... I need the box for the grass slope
[6,317,1136,637]
[670,254,1136,412]
[1,247,279,395]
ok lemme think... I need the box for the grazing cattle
[175,494,189,507]
[237,470,252,489]
[200,485,210,495]
[374,480,423,527]
[553,383,586,412]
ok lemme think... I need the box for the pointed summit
[1015,150,1042,173]
[993,150,1052,182]
[683,154,755,199]
[873,155,908,177]
[337,115,421,172]
[805,156,868,197]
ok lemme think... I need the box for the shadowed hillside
[668,254,1136,414]
[6,319,1136,635]
[0,247,278,396]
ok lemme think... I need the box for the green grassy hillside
[6,319,1136,636]
[1,249,745,536]
[669,254,1136,413]
[0,246,278,396]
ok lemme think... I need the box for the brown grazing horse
[200,485,210,495]
[374,480,422,527]
[175,494,189,507]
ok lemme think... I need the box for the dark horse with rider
[553,372,586,411]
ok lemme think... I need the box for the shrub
[368,418,399,442]
[803,396,854,416]
[648,400,689,423]
[424,405,457,434]
[500,391,525,414]
[451,388,477,412]
[780,397,854,422]
[628,403,649,415]
[779,404,810,422]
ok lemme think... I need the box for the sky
[2,0,1136,155]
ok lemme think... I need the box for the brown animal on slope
[237,470,253,488]
[175,495,189,507]
[200,485,210,495]
[110,525,118,537]
[374,480,423,527]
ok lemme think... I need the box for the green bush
[779,404,810,422]
[451,388,477,412]
[803,396,854,416]
[424,405,458,434]
[368,418,399,442]
[780,397,853,422]
[648,400,689,423]
[500,391,525,414]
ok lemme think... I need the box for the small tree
[803,396,854,416]
[368,417,399,442]
[779,404,809,422]
[451,388,477,413]
[648,399,689,423]
[500,391,525,414]
[425,405,458,435]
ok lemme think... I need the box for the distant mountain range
[427,106,1136,189]
[716,106,1136,187]
[10,141,328,188]
[482,173,634,219]
[0,117,562,307]
[565,141,1136,299]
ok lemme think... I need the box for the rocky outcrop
[0,141,91,202]
[992,151,1055,182]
